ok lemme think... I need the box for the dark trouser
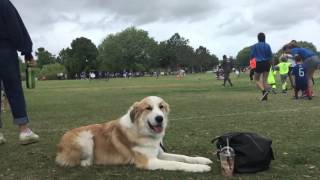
[249,68,255,81]
[0,48,29,128]
[223,72,232,86]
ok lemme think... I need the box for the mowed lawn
[1,73,320,180]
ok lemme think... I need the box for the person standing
[291,55,310,99]
[249,58,256,82]
[267,67,277,94]
[250,32,273,101]
[0,0,39,145]
[276,57,291,93]
[284,44,320,97]
[221,55,233,87]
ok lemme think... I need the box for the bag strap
[212,132,244,144]
[211,136,220,144]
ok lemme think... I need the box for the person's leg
[280,75,287,92]
[227,75,233,86]
[305,56,320,96]
[306,67,315,97]
[250,69,254,81]
[2,57,30,129]
[261,71,270,100]
[223,73,228,86]
[262,71,270,91]
[288,67,294,89]
[294,88,299,99]
[0,81,2,129]
[0,49,39,144]
[254,72,263,90]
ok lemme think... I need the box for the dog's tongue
[153,126,163,133]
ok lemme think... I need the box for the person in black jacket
[0,0,39,145]
[221,55,233,87]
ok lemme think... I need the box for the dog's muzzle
[148,116,164,133]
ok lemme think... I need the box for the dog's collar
[160,142,166,152]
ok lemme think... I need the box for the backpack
[212,132,274,173]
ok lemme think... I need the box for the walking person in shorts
[250,32,273,101]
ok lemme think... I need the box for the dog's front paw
[80,160,92,167]
[191,157,213,165]
[190,164,211,172]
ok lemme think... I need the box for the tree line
[33,26,320,80]
[34,27,220,79]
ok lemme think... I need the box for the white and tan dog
[56,96,212,172]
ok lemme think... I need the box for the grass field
[1,73,320,180]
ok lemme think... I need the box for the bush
[38,64,66,80]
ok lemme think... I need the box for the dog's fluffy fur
[56,96,212,172]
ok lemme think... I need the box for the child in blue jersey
[291,55,311,99]
[284,44,320,97]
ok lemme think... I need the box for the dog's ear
[129,102,140,123]
[163,101,170,114]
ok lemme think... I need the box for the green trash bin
[26,66,36,89]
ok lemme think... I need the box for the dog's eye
[146,106,153,111]
[159,105,164,109]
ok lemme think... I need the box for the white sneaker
[0,132,6,144]
[19,129,39,145]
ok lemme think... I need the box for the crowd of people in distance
[72,70,187,80]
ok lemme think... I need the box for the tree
[156,33,219,72]
[56,48,71,65]
[38,63,66,80]
[62,37,98,77]
[236,46,251,68]
[155,41,177,70]
[35,47,56,68]
[166,33,194,69]
[194,46,219,72]
[98,27,158,72]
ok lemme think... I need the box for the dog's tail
[55,133,82,167]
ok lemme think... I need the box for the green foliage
[158,33,219,72]
[38,63,66,80]
[36,47,56,68]
[61,37,98,77]
[98,27,158,72]
[194,46,219,72]
[166,33,193,69]
[156,41,177,70]
[236,46,251,67]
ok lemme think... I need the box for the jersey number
[298,67,304,77]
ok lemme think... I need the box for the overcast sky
[11,0,320,58]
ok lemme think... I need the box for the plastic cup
[219,146,235,177]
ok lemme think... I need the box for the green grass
[1,73,320,180]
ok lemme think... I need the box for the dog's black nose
[155,116,163,123]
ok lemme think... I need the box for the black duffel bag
[212,132,274,173]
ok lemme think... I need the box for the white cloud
[10,0,320,58]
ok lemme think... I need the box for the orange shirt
[249,58,256,69]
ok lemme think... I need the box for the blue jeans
[0,48,29,128]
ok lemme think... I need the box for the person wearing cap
[0,0,39,145]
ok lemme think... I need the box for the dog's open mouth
[148,121,163,133]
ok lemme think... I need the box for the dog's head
[129,96,170,137]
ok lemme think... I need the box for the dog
[56,96,212,172]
